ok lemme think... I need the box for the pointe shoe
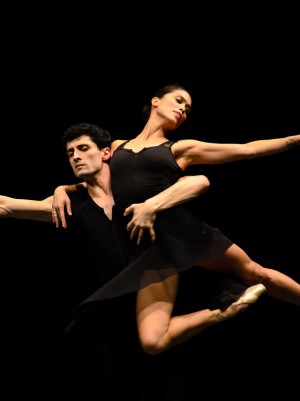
[235,283,266,306]
[213,283,266,322]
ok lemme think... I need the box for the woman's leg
[136,273,263,355]
[199,243,300,306]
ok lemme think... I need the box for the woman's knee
[247,262,271,285]
[139,331,167,355]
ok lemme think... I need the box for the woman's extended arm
[175,134,300,167]
[0,195,53,222]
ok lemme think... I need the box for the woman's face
[152,89,192,129]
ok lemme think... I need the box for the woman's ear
[151,97,159,107]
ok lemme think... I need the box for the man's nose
[73,150,81,160]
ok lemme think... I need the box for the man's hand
[124,202,157,245]
[52,186,72,228]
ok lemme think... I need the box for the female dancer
[53,84,300,355]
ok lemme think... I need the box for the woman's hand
[52,186,72,228]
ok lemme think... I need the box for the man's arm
[0,195,54,222]
[124,175,210,244]
[52,175,210,243]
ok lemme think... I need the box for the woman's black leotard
[110,140,183,211]
[82,140,233,303]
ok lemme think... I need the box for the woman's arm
[52,184,86,228]
[175,134,300,167]
[0,195,53,222]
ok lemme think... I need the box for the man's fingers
[137,229,144,245]
[130,226,138,240]
[149,228,156,243]
[127,221,133,231]
[124,205,133,216]
[127,221,155,245]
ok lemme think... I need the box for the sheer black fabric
[82,141,235,303]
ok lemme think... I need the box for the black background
[1,9,300,401]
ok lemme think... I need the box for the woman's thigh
[199,243,261,283]
[136,273,179,340]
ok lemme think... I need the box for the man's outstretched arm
[0,195,54,222]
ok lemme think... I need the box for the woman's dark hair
[62,123,112,149]
[142,83,191,120]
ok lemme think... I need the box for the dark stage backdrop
[1,15,299,401]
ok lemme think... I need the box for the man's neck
[85,178,114,220]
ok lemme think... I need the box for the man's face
[66,135,110,179]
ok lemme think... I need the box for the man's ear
[102,147,111,160]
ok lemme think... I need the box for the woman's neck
[136,120,167,142]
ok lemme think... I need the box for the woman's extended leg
[199,243,300,306]
[136,273,265,355]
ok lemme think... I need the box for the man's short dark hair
[62,123,112,150]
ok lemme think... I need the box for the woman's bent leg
[136,272,264,355]
[136,274,217,355]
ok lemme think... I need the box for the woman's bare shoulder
[111,139,128,152]
[173,138,202,151]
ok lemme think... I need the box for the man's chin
[75,172,86,179]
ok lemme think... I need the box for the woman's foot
[213,283,266,322]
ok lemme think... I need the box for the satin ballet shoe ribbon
[212,308,227,322]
